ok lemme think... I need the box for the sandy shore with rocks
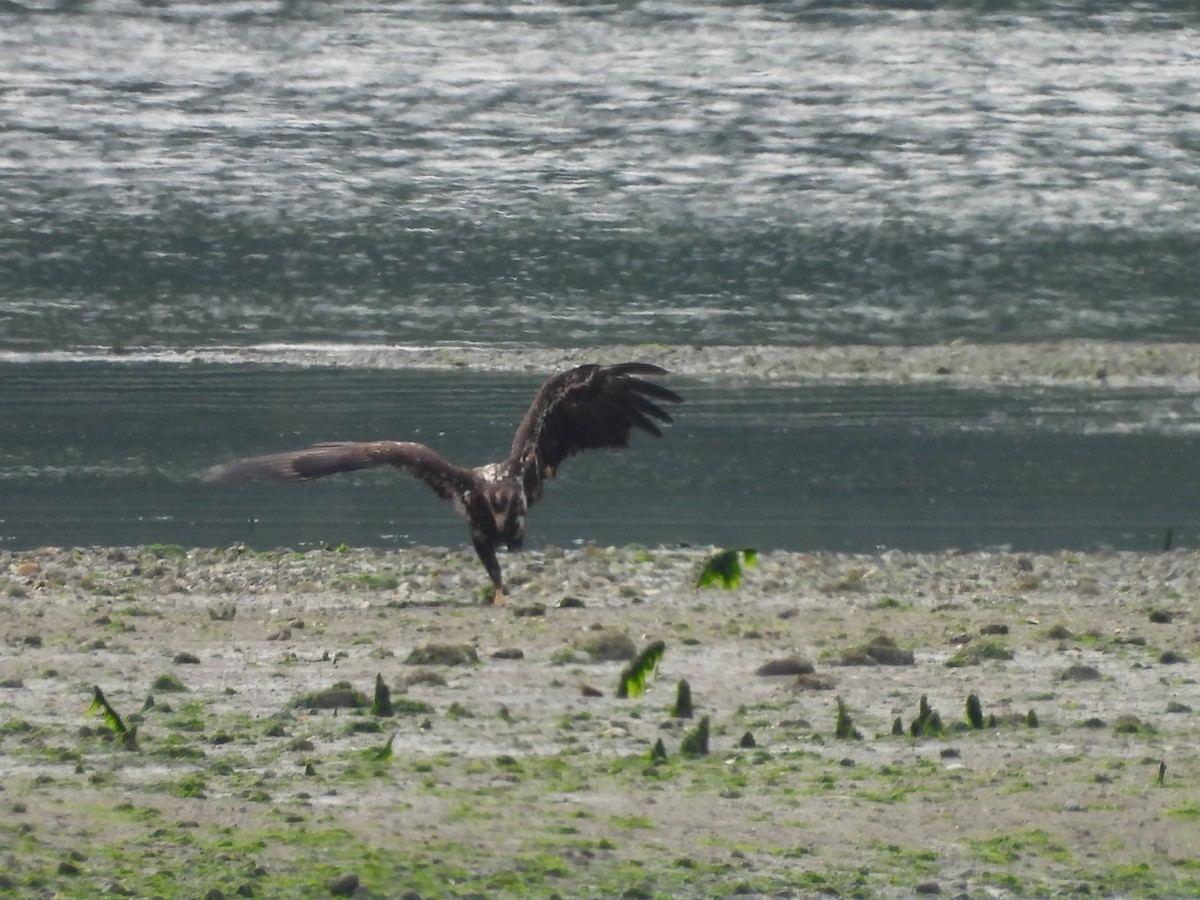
[1,543,1197,898]
[271,340,1200,388]
[11,339,1200,389]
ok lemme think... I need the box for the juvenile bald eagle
[204,363,682,605]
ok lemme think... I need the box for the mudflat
[1,544,1197,898]
[168,339,1200,388]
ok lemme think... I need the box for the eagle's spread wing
[510,363,682,501]
[203,440,474,501]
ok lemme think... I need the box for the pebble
[755,656,815,677]
[326,871,359,896]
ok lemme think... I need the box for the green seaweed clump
[88,685,139,750]
[966,693,985,729]
[835,697,862,740]
[151,673,187,693]
[89,685,127,734]
[293,681,368,710]
[681,716,710,757]
[370,673,394,717]
[945,641,1014,668]
[1113,714,1155,735]
[910,695,944,738]
[366,732,395,762]
[698,548,758,590]
[671,679,694,719]
[616,640,666,699]
[649,738,669,764]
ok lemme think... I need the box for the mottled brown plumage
[204,363,682,604]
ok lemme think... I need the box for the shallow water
[4,361,1199,553]
[4,2,1199,552]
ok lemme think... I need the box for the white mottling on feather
[475,463,504,483]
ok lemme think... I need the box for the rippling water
[3,363,1200,552]
[3,1,1199,552]
[2,0,1199,348]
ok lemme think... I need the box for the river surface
[3,361,1199,553]
[2,0,1198,552]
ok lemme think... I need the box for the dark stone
[755,657,815,677]
[404,643,479,666]
[840,635,914,666]
[864,637,915,665]
[580,630,636,662]
[1059,665,1102,682]
[792,673,836,691]
[298,688,365,710]
[327,872,359,897]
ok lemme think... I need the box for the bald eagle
[204,363,683,605]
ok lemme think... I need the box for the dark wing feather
[203,440,474,501]
[510,363,683,494]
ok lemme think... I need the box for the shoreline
[6,542,1200,606]
[3,339,1199,388]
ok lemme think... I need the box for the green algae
[697,548,758,590]
[616,639,665,699]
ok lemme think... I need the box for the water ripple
[1,1,1198,349]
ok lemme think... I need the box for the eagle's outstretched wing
[509,363,682,502]
[203,440,475,501]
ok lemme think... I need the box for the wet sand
[9,339,1200,388]
[191,340,1200,388]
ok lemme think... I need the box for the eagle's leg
[471,537,506,606]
